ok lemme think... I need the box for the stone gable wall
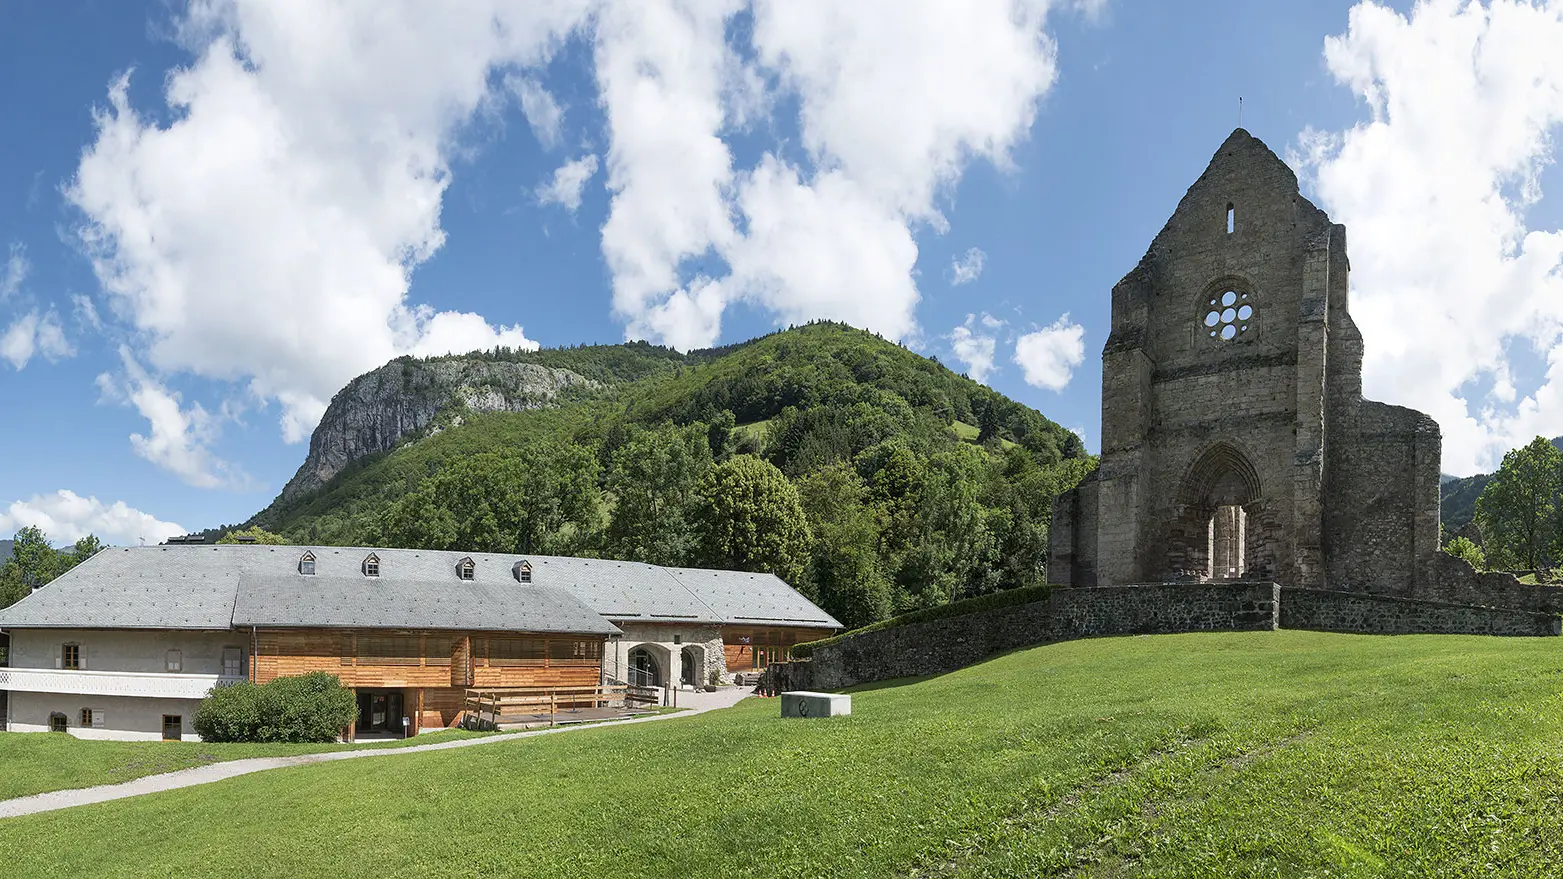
[1052,130,1442,595]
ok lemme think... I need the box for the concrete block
[781,691,851,718]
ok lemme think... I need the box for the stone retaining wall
[765,581,1560,693]
[774,582,1277,692]
[1280,587,1561,637]
[780,600,1058,692]
[1050,582,1278,639]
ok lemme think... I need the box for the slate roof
[0,544,841,632]
[0,546,240,630]
[666,567,842,627]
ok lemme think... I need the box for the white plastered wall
[3,628,245,741]
[8,628,245,675]
[7,690,204,741]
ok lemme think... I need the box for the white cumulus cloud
[0,490,184,547]
[949,312,1001,382]
[599,0,1074,349]
[1294,0,1563,476]
[537,154,600,212]
[66,1,586,473]
[1014,313,1084,391]
[97,349,247,490]
[1,310,73,370]
[950,247,987,285]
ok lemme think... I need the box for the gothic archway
[1165,442,1263,580]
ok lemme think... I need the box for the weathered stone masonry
[1049,129,1532,611]
[768,583,1558,692]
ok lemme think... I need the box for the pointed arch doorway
[1167,442,1263,580]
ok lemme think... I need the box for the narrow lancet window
[1226,203,1235,234]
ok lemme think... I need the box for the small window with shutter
[166,650,183,673]
[223,647,244,678]
[60,643,81,670]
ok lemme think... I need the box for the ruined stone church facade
[1050,129,1444,593]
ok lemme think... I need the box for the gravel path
[0,688,754,820]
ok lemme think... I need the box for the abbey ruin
[1049,129,1556,612]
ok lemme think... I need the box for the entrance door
[628,647,661,687]
[681,650,695,687]
[356,691,404,733]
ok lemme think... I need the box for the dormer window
[456,557,475,581]
[298,551,316,576]
[362,553,380,578]
[513,560,533,584]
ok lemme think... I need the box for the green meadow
[0,729,492,802]
[3,630,1562,877]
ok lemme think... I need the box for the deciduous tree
[603,423,712,566]
[1475,437,1563,571]
[217,526,287,545]
[693,455,811,583]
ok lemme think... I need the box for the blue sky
[3,0,1563,546]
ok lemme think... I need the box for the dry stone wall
[1280,588,1560,637]
[775,583,1278,692]
[767,582,1561,692]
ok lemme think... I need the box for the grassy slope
[0,730,492,802]
[3,631,1562,877]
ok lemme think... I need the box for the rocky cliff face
[275,357,594,504]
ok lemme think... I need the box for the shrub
[194,672,359,743]
[1443,536,1486,571]
[790,585,1051,659]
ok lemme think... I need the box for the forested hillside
[244,322,1093,628]
[1441,437,1563,531]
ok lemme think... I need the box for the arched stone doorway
[1166,442,1263,580]
[680,645,706,687]
[627,646,663,687]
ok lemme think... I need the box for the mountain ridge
[249,321,1086,541]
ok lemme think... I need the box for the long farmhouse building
[0,544,839,741]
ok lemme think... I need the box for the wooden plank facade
[252,628,604,732]
[720,626,834,672]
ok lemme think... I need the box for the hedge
[790,585,1052,659]
[194,671,359,743]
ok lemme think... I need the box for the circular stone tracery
[1204,290,1253,341]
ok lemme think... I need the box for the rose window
[1204,290,1253,341]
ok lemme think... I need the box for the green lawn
[4,631,1563,877]
[0,729,491,802]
